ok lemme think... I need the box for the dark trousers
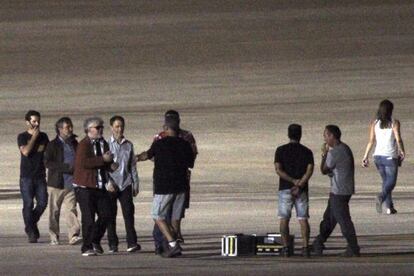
[19,177,48,235]
[75,187,112,253]
[107,185,138,247]
[316,193,360,253]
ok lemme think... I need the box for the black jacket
[44,135,78,189]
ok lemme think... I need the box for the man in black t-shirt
[17,110,49,243]
[274,124,314,257]
[136,117,194,257]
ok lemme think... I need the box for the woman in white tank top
[362,100,405,215]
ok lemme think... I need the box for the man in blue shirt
[106,115,140,253]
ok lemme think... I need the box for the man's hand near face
[31,126,40,139]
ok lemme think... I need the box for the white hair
[83,117,104,133]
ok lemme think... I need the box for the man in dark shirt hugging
[275,124,314,257]
[136,116,194,258]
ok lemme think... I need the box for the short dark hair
[164,116,179,133]
[25,110,41,121]
[288,124,302,141]
[325,125,341,140]
[165,109,180,119]
[110,115,125,126]
[55,117,73,134]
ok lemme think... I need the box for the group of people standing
[274,99,405,257]
[17,109,197,257]
[16,99,405,258]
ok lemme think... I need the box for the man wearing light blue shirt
[106,115,140,253]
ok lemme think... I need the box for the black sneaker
[341,247,360,257]
[28,232,38,243]
[82,249,97,257]
[311,241,324,256]
[108,245,118,254]
[302,247,310,258]
[127,244,141,253]
[162,243,182,258]
[176,235,184,244]
[280,247,291,257]
[155,247,163,255]
[92,243,104,254]
[376,195,383,214]
[33,224,40,239]
[386,207,397,215]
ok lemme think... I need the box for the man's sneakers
[376,195,383,214]
[108,245,118,254]
[311,239,324,256]
[176,235,184,244]
[92,243,104,255]
[155,247,163,255]
[340,247,360,257]
[127,244,141,253]
[50,239,60,246]
[386,207,397,215]
[162,241,182,258]
[26,224,39,243]
[33,224,40,240]
[82,249,97,257]
[28,232,38,243]
[69,236,82,245]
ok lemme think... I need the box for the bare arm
[320,153,332,175]
[297,164,314,189]
[19,129,40,157]
[393,120,405,160]
[362,121,376,167]
[135,151,149,162]
[275,162,297,184]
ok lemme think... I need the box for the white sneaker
[50,240,60,246]
[82,249,97,256]
[386,208,397,215]
[69,236,83,245]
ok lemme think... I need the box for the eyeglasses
[90,125,104,130]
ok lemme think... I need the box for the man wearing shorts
[137,110,198,255]
[275,124,314,257]
[137,117,194,257]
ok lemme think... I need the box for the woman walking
[362,99,405,215]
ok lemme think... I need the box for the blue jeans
[19,177,48,234]
[374,156,398,209]
[278,189,309,219]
